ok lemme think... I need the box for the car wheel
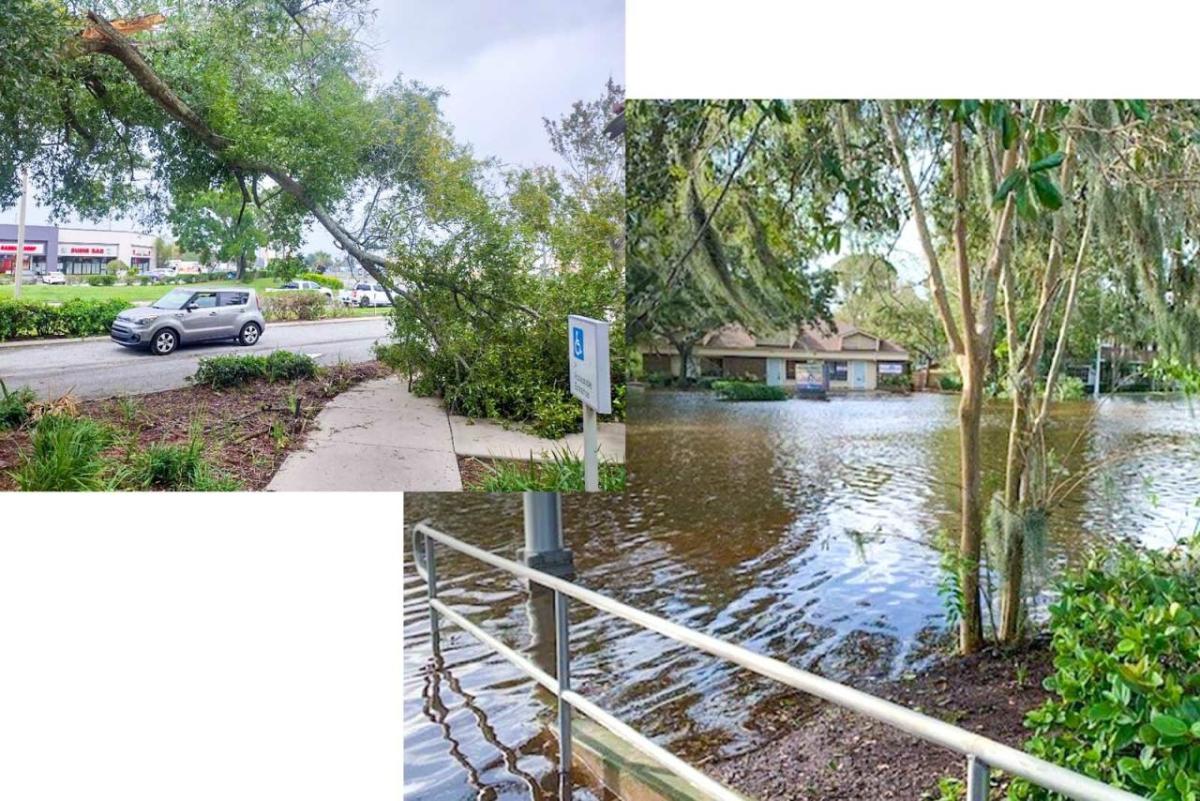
[239,322,261,346]
[359,297,371,307]
[152,329,178,356]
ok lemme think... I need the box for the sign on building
[568,315,612,414]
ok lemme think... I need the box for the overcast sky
[12,0,626,254]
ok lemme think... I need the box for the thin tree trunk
[957,360,986,653]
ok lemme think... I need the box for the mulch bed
[456,454,496,489]
[0,361,387,490]
[708,640,1053,800]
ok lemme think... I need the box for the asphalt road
[0,317,391,399]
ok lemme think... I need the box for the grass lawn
[0,277,280,304]
[0,279,390,319]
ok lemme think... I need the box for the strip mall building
[0,224,157,275]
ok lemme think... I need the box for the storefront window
[60,257,107,275]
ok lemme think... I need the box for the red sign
[0,242,41,254]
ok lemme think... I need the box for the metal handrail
[411,522,1147,801]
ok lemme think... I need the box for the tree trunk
[998,382,1029,642]
[677,341,694,385]
[236,249,247,281]
[957,358,986,653]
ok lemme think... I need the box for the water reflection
[403,392,1200,800]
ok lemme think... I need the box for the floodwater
[403,391,1200,800]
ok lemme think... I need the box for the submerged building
[0,224,157,275]
[642,322,911,391]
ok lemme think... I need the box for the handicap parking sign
[572,326,585,360]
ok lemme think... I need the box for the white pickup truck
[343,282,390,307]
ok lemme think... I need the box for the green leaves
[1030,172,1064,210]
[1029,152,1066,173]
[994,170,1025,204]
[1015,542,1200,799]
[1151,714,1190,738]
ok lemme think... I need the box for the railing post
[554,589,573,800]
[424,532,441,656]
[966,755,989,801]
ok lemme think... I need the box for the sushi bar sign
[58,244,118,257]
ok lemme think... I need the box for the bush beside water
[712,380,789,401]
[1013,539,1200,800]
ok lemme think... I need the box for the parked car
[278,279,333,299]
[346,282,390,307]
[41,271,66,285]
[110,287,266,355]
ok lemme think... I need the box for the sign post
[567,315,611,492]
[13,167,28,299]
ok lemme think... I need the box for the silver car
[111,287,266,355]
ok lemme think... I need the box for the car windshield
[152,288,195,310]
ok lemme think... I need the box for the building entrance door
[851,361,867,389]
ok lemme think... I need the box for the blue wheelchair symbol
[572,327,585,360]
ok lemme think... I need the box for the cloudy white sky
[12,0,625,253]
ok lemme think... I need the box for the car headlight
[134,316,157,327]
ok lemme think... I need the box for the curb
[0,315,388,350]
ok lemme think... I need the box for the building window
[61,257,107,275]
[829,361,848,381]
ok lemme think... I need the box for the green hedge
[712,380,789,401]
[299,272,344,291]
[0,298,133,340]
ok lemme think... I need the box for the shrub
[1013,539,1200,800]
[190,351,318,389]
[105,259,128,277]
[939,372,963,391]
[645,371,675,387]
[261,290,329,321]
[0,298,133,340]
[263,350,319,382]
[0,379,36,430]
[469,449,627,492]
[11,414,115,491]
[85,274,117,286]
[299,272,343,291]
[712,380,788,401]
[1049,374,1086,401]
[878,372,911,391]
[530,389,581,439]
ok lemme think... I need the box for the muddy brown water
[403,390,1200,800]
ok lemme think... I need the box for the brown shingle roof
[700,321,907,356]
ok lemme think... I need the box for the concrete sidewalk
[449,416,625,463]
[266,375,461,491]
[266,375,626,491]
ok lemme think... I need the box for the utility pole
[13,166,28,299]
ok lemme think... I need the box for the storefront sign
[131,246,152,258]
[0,242,45,255]
[879,362,905,375]
[568,315,611,414]
[58,243,118,258]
